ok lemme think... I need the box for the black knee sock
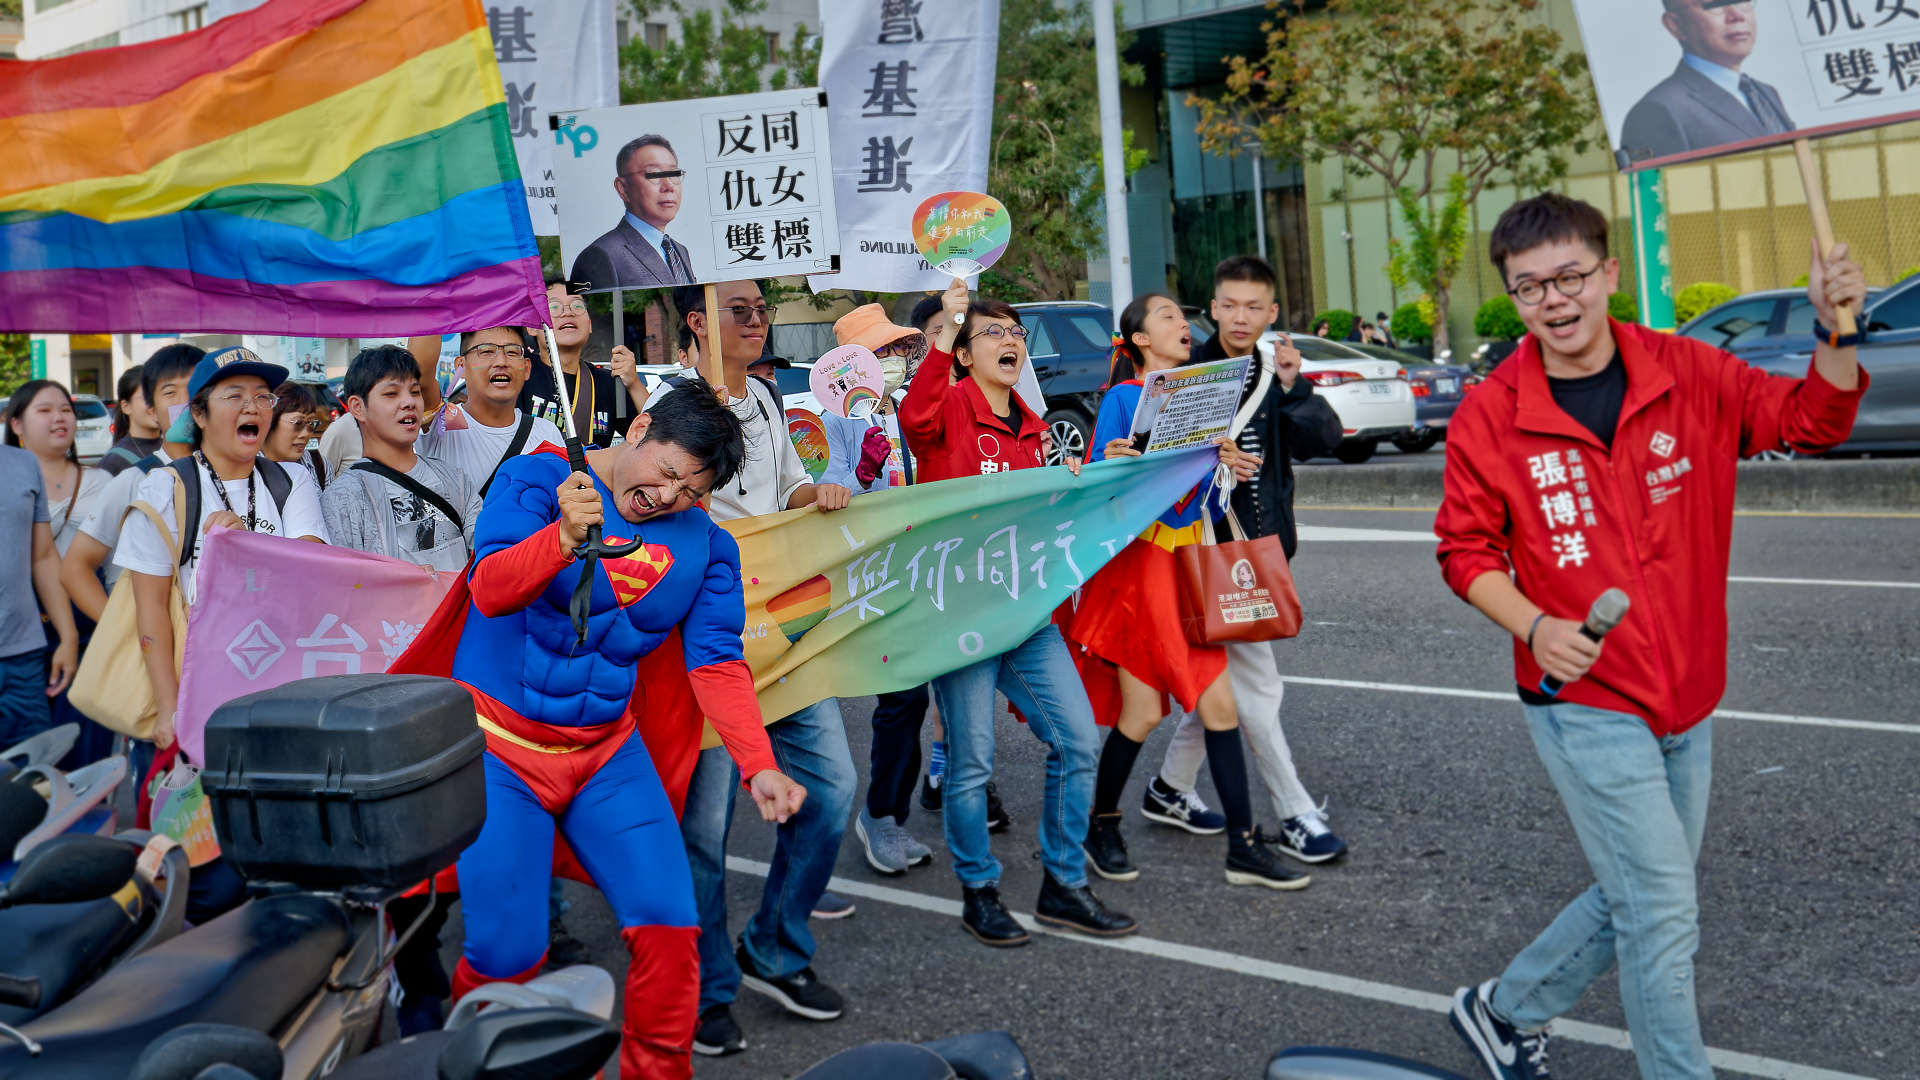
[1092,730,1144,817]
[1204,727,1254,840]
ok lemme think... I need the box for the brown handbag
[1174,504,1303,645]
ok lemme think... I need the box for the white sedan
[72,394,115,464]
[1263,333,1416,464]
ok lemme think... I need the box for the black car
[1011,301,1117,464]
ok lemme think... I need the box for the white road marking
[1279,676,1920,736]
[1729,575,1920,589]
[726,858,1878,1080]
[1296,525,1437,542]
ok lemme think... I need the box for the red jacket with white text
[1435,320,1866,735]
[898,346,1049,482]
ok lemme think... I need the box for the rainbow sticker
[809,344,887,420]
[787,407,830,480]
[767,575,831,642]
[911,191,1011,277]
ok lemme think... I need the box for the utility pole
[1092,0,1132,326]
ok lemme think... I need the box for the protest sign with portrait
[552,88,842,291]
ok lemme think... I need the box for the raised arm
[466,458,581,617]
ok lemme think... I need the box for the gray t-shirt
[2,445,50,659]
[320,454,481,573]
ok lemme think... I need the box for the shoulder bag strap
[168,457,200,567]
[256,456,292,512]
[350,460,463,532]
[478,412,537,500]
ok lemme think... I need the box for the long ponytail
[1109,292,1172,386]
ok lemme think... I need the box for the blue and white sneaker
[1269,807,1347,863]
[1140,776,1226,835]
[810,890,856,920]
[1450,979,1551,1079]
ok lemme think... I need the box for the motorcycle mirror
[128,1023,284,1080]
[436,1007,620,1080]
[0,834,135,909]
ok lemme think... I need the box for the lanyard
[198,451,257,532]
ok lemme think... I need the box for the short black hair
[909,295,944,331]
[1490,193,1610,281]
[954,299,1023,380]
[677,324,697,351]
[616,134,676,176]
[344,345,422,404]
[273,381,320,426]
[114,365,144,439]
[1214,255,1278,295]
[141,343,205,408]
[673,280,770,327]
[544,274,585,294]
[643,378,747,491]
[459,327,533,354]
[3,379,79,463]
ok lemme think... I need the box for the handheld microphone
[1537,587,1630,697]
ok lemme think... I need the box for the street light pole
[1093,0,1132,327]
[1251,148,1268,260]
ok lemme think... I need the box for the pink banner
[175,529,457,764]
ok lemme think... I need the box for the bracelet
[1812,320,1865,348]
[1526,612,1546,651]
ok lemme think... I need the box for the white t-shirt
[50,466,112,556]
[113,457,330,604]
[645,376,808,522]
[417,406,565,496]
[79,447,184,592]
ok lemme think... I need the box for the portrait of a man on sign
[570,134,697,290]
[1619,0,1796,164]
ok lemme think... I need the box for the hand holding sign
[912,192,1011,277]
[811,344,887,419]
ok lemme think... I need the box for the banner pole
[703,282,724,392]
[1792,138,1857,337]
[611,287,627,416]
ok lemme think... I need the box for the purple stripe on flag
[0,257,547,335]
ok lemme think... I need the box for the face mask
[881,357,908,396]
[168,403,188,425]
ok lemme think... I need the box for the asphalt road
[487,507,1918,1079]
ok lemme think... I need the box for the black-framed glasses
[463,343,528,361]
[1508,264,1605,307]
[966,324,1028,342]
[873,338,921,359]
[722,304,776,325]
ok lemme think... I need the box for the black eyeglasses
[1508,264,1605,307]
[721,304,777,325]
[966,324,1028,343]
[463,343,529,361]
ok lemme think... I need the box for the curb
[1294,458,1920,513]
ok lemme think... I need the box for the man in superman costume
[391,387,805,1079]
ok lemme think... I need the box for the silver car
[1678,278,1918,454]
[71,394,114,463]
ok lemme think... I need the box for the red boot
[617,924,699,1080]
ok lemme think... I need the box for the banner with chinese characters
[173,529,456,764]
[808,0,1001,293]
[552,88,842,291]
[489,0,619,234]
[1571,0,1920,170]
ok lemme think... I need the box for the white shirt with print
[113,458,330,604]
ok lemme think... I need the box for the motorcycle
[792,1031,1034,1080]
[2,725,124,868]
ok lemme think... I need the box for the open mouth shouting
[234,418,263,447]
[996,344,1022,378]
[1543,312,1583,337]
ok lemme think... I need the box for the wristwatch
[1812,320,1865,348]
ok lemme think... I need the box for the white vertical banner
[809,0,1000,294]
[487,0,620,235]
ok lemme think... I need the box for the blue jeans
[1492,705,1713,1080]
[0,647,52,747]
[682,698,855,1010]
[929,624,1098,890]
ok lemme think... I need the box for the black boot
[961,885,1030,947]
[1035,872,1137,937]
[1082,813,1139,882]
[985,781,1010,832]
[1226,829,1311,891]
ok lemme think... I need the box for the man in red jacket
[1436,194,1866,1080]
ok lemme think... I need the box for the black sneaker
[985,781,1010,833]
[546,916,592,968]
[919,771,943,813]
[1141,776,1227,835]
[735,944,845,1021]
[692,1003,746,1057]
[1034,872,1137,937]
[1450,979,1551,1079]
[961,885,1030,948]
[1225,831,1311,891]
[1271,809,1348,864]
[1081,813,1139,882]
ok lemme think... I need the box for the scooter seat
[0,885,147,1027]
[0,893,350,1079]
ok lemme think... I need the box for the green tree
[1674,282,1736,324]
[1390,300,1431,344]
[1191,0,1597,357]
[1473,295,1525,340]
[1607,291,1639,324]
[984,0,1146,301]
[0,335,31,397]
[1312,309,1356,339]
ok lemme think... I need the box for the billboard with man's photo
[550,88,842,291]
[1573,0,1920,170]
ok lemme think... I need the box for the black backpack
[169,455,294,567]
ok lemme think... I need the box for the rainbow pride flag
[0,0,545,335]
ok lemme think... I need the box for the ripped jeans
[1491,705,1713,1080]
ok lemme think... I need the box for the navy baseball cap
[165,347,290,441]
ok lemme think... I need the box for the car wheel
[1392,430,1440,454]
[1333,439,1379,464]
[1045,408,1090,466]
[1750,448,1800,462]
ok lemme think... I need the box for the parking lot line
[1280,676,1920,735]
[725,857,1878,1080]
[1728,575,1920,589]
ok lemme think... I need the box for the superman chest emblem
[602,541,676,608]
